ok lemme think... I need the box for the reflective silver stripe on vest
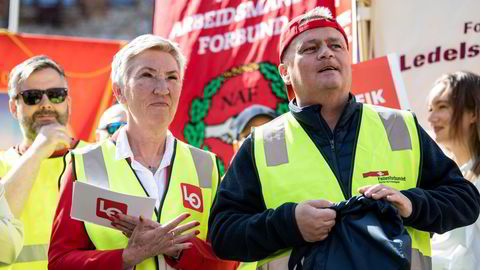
[375,108,412,151]
[82,143,212,189]
[263,121,289,167]
[188,146,213,188]
[411,248,432,270]
[15,244,48,262]
[83,145,109,189]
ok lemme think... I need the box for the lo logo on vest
[96,198,128,220]
[181,183,203,212]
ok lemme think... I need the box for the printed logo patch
[363,171,389,178]
[96,198,128,220]
[181,183,203,212]
[362,170,406,184]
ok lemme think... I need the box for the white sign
[371,0,480,129]
[71,181,156,229]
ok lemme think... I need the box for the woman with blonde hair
[427,70,480,270]
[48,34,238,270]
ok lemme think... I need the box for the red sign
[96,198,128,220]
[352,54,409,110]
[181,183,203,213]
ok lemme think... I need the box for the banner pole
[8,0,20,33]
[352,0,358,63]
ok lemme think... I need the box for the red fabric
[279,15,349,61]
[165,238,239,270]
[48,162,239,270]
[152,1,335,166]
[48,164,125,270]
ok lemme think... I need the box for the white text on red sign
[355,89,386,105]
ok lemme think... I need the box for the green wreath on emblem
[184,62,289,175]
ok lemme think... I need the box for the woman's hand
[111,213,155,238]
[119,213,200,269]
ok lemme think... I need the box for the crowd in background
[0,0,153,40]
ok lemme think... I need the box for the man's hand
[2,123,72,217]
[358,184,412,218]
[295,200,336,242]
[119,213,200,268]
[30,123,72,159]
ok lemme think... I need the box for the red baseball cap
[279,7,349,100]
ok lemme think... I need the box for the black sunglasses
[14,88,68,106]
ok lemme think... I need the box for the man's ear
[112,82,126,104]
[9,98,18,119]
[278,63,291,85]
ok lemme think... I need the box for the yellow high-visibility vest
[0,148,67,269]
[72,139,219,270]
[253,104,431,270]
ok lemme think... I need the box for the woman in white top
[427,71,480,270]
[0,180,23,264]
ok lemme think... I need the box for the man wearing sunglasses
[0,55,75,268]
[95,103,127,141]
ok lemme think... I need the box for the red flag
[154,0,335,170]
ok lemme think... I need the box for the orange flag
[0,30,124,143]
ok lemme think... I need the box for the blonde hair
[111,34,187,88]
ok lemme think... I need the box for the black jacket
[208,97,480,262]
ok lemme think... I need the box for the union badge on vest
[181,183,203,212]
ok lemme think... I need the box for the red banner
[0,31,124,143]
[335,0,357,63]
[153,1,408,172]
[154,0,335,169]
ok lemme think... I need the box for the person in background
[427,71,480,270]
[229,105,278,269]
[0,55,76,269]
[208,7,480,270]
[0,181,23,265]
[48,34,238,270]
[231,104,277,155]
[96,103,127,141]
[34,0,64,27]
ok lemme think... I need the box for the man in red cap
[208,7,480,270]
